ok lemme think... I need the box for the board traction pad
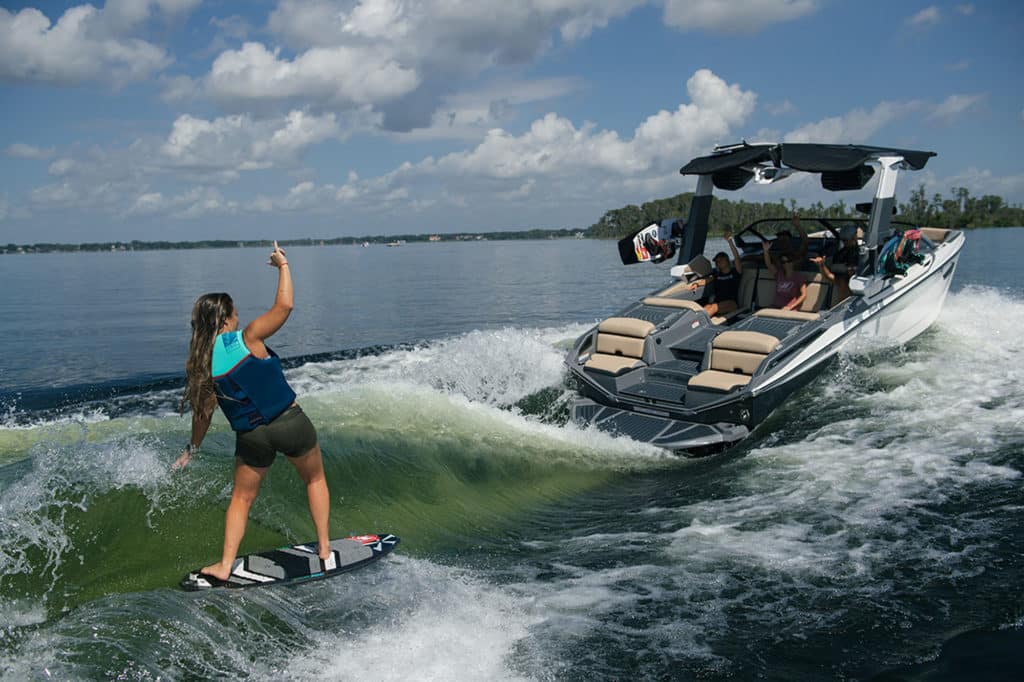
[181,533,399,590]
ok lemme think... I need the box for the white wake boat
[567,142,964,453]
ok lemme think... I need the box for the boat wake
[1,287,1022,679]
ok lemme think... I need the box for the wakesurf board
[617,222,676,265]
[180,533,399,590]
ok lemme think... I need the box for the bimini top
[679,142,936,192]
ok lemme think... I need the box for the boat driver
[688,229,743,316]
[809,224,859,302]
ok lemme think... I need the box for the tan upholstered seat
[596,333,645,358]
[654,280,691,297]
[754,308,821,321]
[687,330,780,392]
[642,297,704,311]
[756,271,777,309]
[687,370,752,391]
[597,317,655,338]
[799,273,830,313]
[583,317,655,376]
[713,330,780,354]
[920,227,949,243]
[584,354,645,375]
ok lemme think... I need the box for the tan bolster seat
[642,297,704,311]
[597,317,655,337]
[585,354,646,375]
[687,370,752,391]
[687,330,780,392]
[655,280,691,297]
[920,227,949,243]
[596,333,645,358]
[713,330,781,354]
[754,308,821,321]
[584,317,655,376]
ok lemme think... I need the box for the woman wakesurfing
[174,241,331,582]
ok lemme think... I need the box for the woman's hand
[723,228,733,241]
[268,240,288,268]
[172,449,191,470]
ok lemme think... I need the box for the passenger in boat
[811,224,860,301]
[810,255,851,302]
[810,224,859,302]
[772,214,809,266]
[832,224,860,270]
[173,242,332,582]
[763,241,807,310]
[688,229,743,316]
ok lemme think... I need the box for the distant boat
[386,240,405,247]
[362,241,370,247]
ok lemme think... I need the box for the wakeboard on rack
[180,533,399,590]
[617,222,677,265]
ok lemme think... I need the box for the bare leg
[203,459,269,580]
[289,443,331,560]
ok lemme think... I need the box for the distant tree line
[585,186,1024,239]
[1,228,581,255]
[4,186,1020,254]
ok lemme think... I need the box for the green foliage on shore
[3,186,1021,255]
[585,185,1024,239]
[1,229,581,255]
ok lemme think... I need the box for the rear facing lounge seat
[687,330,780,392]
[584,317,655,376]
[641,297,704,311]
[753,272,832,321]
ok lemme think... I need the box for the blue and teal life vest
[212,331,296,432]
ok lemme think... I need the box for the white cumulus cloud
[205,41,420,109]
[927,93,985,124]
[907,6,941,27]
[663,0,818,33]
[784,100,923,143]
[0,1,198,85]
[202,0,646,130]
[161,110,342,171]
[5,143,55,159]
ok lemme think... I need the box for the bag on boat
[878,229,924,276]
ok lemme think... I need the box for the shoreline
[1,230,585,255]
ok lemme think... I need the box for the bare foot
[319,544,332,561]
[200,561,233,581]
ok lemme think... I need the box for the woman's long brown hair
[181,293,234,416]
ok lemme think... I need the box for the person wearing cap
[688,228,743,316]
[833,224,860,270]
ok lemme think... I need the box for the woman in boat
[810,255,852,302]
[763,240,807,310]
[174,242,331,582]
[689,228,743,316]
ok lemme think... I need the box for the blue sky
[1,0,1022,243]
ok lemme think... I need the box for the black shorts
[235,405,318,468]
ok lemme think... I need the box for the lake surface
[1,229,1022,679]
